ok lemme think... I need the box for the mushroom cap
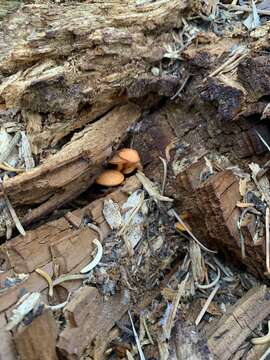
[96,170,124,187]
[109,153,126,165]
[122,163,138,175]
[118,148,140,164]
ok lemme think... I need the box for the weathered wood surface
[14,309,58,360]
[0,0,196,231]
[3,104,140,206]
[0,177,140,359]
[169,322,210,360]
[58,287,128,359]
[207,286,270,360]
[0,0,185,140]
[0,103,141,238]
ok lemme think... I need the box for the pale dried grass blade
[252,320,270,345]
[52,274,89,287]
[266,207,270,274]
[0,163,24,173]
[195,284,220,326]
[128,310,146,360]
[21,131,35,170]
[163,272,189,339]
[136,171,173,202]
[142,317,154,345]
[173,210,217,254]
[5,195,25,236]
[159,157,167,195]
[49,292,71,312]
[259,346,270,360]
[80,238,103,274]
[35,268,53,297]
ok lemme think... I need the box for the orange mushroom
[122,164,138,175]
[118,148,142,174]
[95,169,124,187]
[118,148,140,164]
[109,154,126,172]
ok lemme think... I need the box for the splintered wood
[14,310,58,360]
[58,287,129,359]
[207,286,270,360]
[2,1,270,359]
[3,104,140,209]
[0,177,140,359]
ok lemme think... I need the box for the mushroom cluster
[96,148,142,187]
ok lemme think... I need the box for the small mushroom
[122,164,138,175]
[118,148,142,174]
[96,169,124,187]
[109,154,126,172]
[118,148,140,164]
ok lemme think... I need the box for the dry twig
[173,210,217,254]
[128,310,146,360]
[195,284,220,326]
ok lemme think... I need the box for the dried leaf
[136,171,173,202]
[103,199,122,230]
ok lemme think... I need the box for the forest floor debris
[1,0,270,359]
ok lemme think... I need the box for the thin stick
[195,284,220,326]
[256,131,270,152]
[128,310,146,360]
[173,210,217,254]
[142,317,154,345]
[171,75,190,100]
[159,157,167,195]
[266,207,270,274]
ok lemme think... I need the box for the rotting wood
[0,177,140,359]
[132,102,270,278]
[0,0,186,147]
[169,322,210,360]
[14,309,58,360]
[0,177,140,310]
[207,286,270,360]
[0,313,17,360]
[57,287,129,359]
[0,104,140,232]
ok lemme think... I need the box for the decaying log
[0,313,17,360]
[0,1,19,21]
[130,63,270,277]
[169,322,210,360]
[0,0,186,139]
[14,309,58,360]
[58,287,128,359]
[0,0,196,229]
[207,285,270,360]
[1,104,140,227]
[0,177,140,359]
